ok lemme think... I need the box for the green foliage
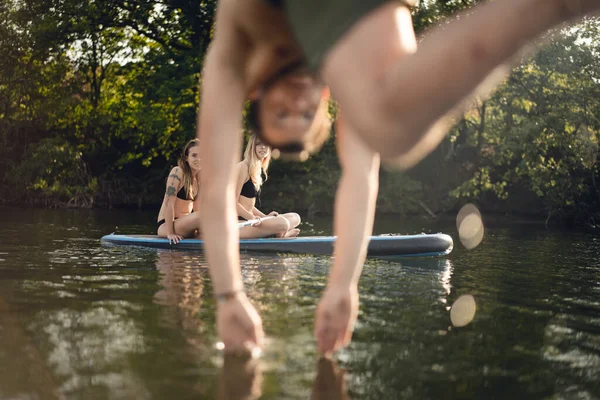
[450,21,600,223]
[413,0,481,33]
[377,171,424,214]
[0,0,599,228]
[9,138,97,207]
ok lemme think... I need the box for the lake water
[0,207,598,399]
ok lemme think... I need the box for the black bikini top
[240,179,259,199]
[176,186,197,201]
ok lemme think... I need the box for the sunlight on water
[22,304,149,399]
[1,208,600,399]
[439,259,453,302]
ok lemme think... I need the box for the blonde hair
[177,139,199,200]
[243,133,271,191]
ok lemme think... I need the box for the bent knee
[288,213,301,226]
[272,216,290,233]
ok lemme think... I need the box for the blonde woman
[236,134,301,239]
[157,139,202,244]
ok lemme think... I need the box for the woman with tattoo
[157,139,202,244]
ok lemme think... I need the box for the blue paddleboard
[101,233,453,258]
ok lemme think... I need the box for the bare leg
[157,213,202,238]
[323,0,600,167]
[239,216,290,239]
[281,212,301,236]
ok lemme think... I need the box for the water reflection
[215,354,351,400]
[218,354,263,400]
[152,250,349,399]
[240,255,303,316]
[0,292,61,400]
[34,303,149,398]
[3,208,600,399]
[543,313,600,398]
[340,257,468,398]
[311,357,350,400]
[439,259,453,300]
[153,250,210,352]
[1,233,156,399]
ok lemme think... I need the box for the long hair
[177,139,199,200]
[243,133,271,191]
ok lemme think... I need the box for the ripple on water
[3,209,600,399]
[543,313,600,396]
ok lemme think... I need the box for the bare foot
[284,229,300,238]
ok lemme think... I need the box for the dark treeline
[1,0,599,229]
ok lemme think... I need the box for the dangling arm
[314,115,380,355]
[197,0,264,352]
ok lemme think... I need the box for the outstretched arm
[199,45,245,298]
[197,1,263,352]
[193,170,202,213]
[314,115,380,355]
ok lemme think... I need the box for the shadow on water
[0,207,599,399]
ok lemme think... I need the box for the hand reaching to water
[314,285,359,355]
[217,293,264,354]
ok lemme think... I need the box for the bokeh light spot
[450,294,477,327]
[457,203,484,250]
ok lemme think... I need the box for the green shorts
[279,0,418,71]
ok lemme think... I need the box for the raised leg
[323,0,599,168]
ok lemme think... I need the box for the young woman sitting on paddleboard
[236,133,301,239]
[156,139,203,244]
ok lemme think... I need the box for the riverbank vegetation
[1,0,598,229]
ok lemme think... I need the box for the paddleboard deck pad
[101,233,453,257]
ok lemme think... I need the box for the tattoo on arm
[168,173,181,182]
[166,185,177,197]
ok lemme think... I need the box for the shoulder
[168,167,184,180]
[237,160,249,170]
[169,166,183,176]
[236,161,250,176]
